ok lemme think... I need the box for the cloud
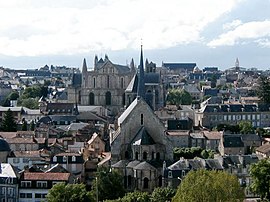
[208,20,270,47]
[223,20,242,30]
[0,0,241,56]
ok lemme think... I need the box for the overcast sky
[0,0,270,70]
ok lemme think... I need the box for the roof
[0,138,11,152]
[166,131,189,136]
[223,135,244,148]
[87,133,101,145]
[111,160,129,168]
[190,132,204,139]
[118,98,139,126]
[205,159,223,170]
[134,161,157,171]
[168,159,189,170]
[203,131,222,140]
[5,137,38,144]
[131,126,156,145]
[162,63,196,71]
[23,172,70,181]
[126,160,141,168]
[12,150,42,158]
[256,143,270,154]
[0,163,17,178]
[188,159,205,170]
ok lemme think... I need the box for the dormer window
[53,156,57,162]
[63,156,67,162]
[72,156,76,162]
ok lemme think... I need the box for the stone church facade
[79,55,136,115]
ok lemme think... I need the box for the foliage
[173,147,214,160]
[250,159,270,201]
[215,123,240,133]
[21,118,27,131]
[21,84,48,99]
[172,170,245,202]
[46,182,93,202]
[239,120,254,134]
[18,98,39,109]
[166,88,192,105]
[1,108,17,132]
[30,120,35,131]
[8,91,20,100]
[151,187,176,202]
[256,76,270,103]
[91,167,126,201]
[121,191,150,202]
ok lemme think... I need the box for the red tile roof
[23,172,70,181]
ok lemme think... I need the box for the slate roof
[111,160,129,168]
[131,126,156,145]
[168,159,189,170]
[126,160,140,168]
[223,135,244,148]
[241,133,261,142]
[118,98,139,126]
[134,161,157,171]
[203,131,222,140]
[205,159,223,170]
[201,104,259,113]
[188,159,205,170]
[0,138,11,151]
[163,63,196,71]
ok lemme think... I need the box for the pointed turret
[82,58,87,73]
[137,45,145,99]
[235,57,240,72]
[130,58,136,73]
[94,55,98,70]
[104,54,109,61]
[145,58,149,73]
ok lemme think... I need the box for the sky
[0,0,270,70]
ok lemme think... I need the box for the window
[107,75,110,88]
[156,152,160,160]
[105,91,111,105]
[19,193,32,198]
[37,181,47,188]
[13,158,19,164]
[72,156,76,162]
[121,77,124,89]
[143,152,147,160]
[89,93,95,105]
[141,114,144,125]
[35,193,46,198]
[168,171,172,178]
[93,77,96,88]
[21,181,31,188]
[63,156,67,162]
[53,156,57,162]
[143,178,149,189]
[135,152,139,160]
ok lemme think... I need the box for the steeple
[235,57,240,72]
[94,55,98,70]
[82,58,87,73]
[137,45,145,99]
[130,58,136,73]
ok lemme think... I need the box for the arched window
[156,152,160,160]
[141,114,144,125]
[122,93,125,106]
[135,152,139,160]
[143,177,149,189]
[143,152,147,160]
[107,75,110,88]
[121,77,124,88]
[125,151,129,159]
[89,93,95,105]
[158,175,162,187]
[93,77,96,88]
[105,91,111,105]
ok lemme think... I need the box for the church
[110,46,173,192]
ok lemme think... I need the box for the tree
[1,108,17,132]
[166,89,192,105]
[172,170,245,202]
[19,98,39,109]
[257,76,270,103]
[250,159,270,201]
[121,191,150,202]
[91,167,125,201]
[239,120,254,134]
[151,187,176,202]
[30,120,35,131]
[21,118,28,131]
[46,182,93,202]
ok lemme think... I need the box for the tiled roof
[6,137,38,144]
[166,131,189,136]
[55,152,81,157]
[134,161,157,171]
[256,143,270,154]
[203,131,222,140]
[23,172,70,181]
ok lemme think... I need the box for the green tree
[257,76,270,103]
[1,108,17,132]
[8,91,19,100]
[167,89,192,105]
[30,120,35,131]
[46,182,93,202]
[172,170,245,202]
[239,120,254,134]
[151,187,176,202]
[92,167,125,201]
[21,118,28,131]
[18,98,39,109]
[120,191,150,202]
[250,159,270,201]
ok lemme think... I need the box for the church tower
[137,45,145,99]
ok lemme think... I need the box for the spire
[82,58,87,73]
[130,58,136,73]
[94,55,98,70]
[137,44,145,99]
[235,57,239,68]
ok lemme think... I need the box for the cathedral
[79,55,136,115]
[68,48,164,116]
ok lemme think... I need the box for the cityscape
[1,1,270,202]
